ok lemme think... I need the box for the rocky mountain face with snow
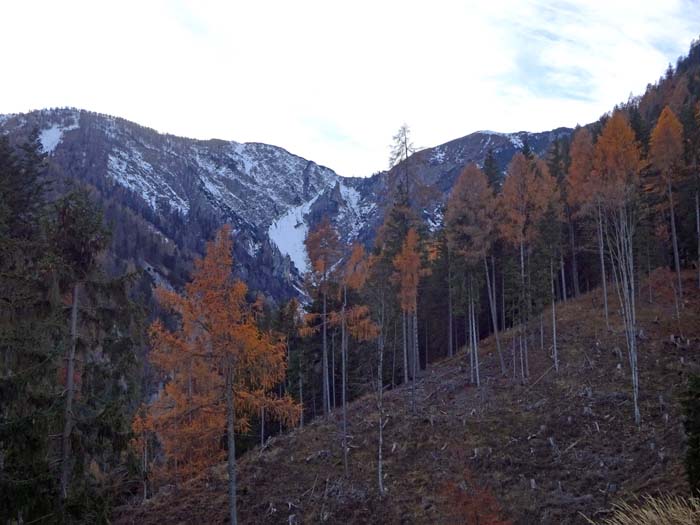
[0,108,570,300]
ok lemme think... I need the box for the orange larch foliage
[592,111,642,207]
[445,163,496,265]
[651,106,684,176]
[147,225,300,481]
[392,228,421,313]
[304,216,341,288]
[567,127,595,215]
[499,153,559,247]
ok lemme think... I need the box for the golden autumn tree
[499,153,558,380]
[592,111,643,425]
[445,164,504,381]
[567,126,613,327]
[650,105,685,304]
[148,225,300,525]
[392,227,422,410]
[304,216,341,416]
[333,243,376,475]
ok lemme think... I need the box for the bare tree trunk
[668,179,683,304]
[60,282,80,501]
[391,320,397,388]
[550,260,559,372]
[260,407,265,447]
[377,297,385,496]
[448,260,454,358]
[412,307,419,374]
[331,331,336,410]
[410,310,417,414]
[322,292,331,415]
[484,256,505,374]
[470,278,480,387]
[560,253,567,303]
[402,310,408,384]
[467,295,474,385]
[597,205,610,330]
[606,206,641,425]
[569,216,580,297]
[225,364,238,525]
[298,349,304,429]
[341,286,348,477]
[696,189,700,289]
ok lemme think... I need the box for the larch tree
[393,228,422,410]
[148,225,300,525]
[567,127,610,328]
[334,243,377,475]
[499,153,557,381]
[445,164,505,380]
[650,105,685,306]
[304,216,341,416]
[593,111,643,425]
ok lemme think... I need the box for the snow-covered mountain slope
[0,108,570,299]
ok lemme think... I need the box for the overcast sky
[1,1,699,176]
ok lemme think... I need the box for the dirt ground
[114,272,700,524]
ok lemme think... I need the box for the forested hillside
[2,34,700,525]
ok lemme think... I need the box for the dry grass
[584,495,700,525]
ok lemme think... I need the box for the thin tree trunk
[391,319,397,388]
[331,331,336,410]
[484,256,505,374]
[377,296,385,496]
[647,243,653,305]
[410,311,417,414]
[668,180,683,304]
[322,292,331,415]
[550,259,559,372]
[448,250,454,357]
[298,348,304,429]
[260,407,265,447]
[225,365,238,525]
[695,188,700,289]
[412,307,419,374]
[60,282,80,501]
[560,253,567,303]
[341,286,348,476]
[402,310,408,384]
[467,298,474,385]
[606,205,640,425]
[597,205,610,330]
[569,216,580,297]
[470,278,480,387]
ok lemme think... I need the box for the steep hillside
[114,272,700,524]
[0,109,567,299]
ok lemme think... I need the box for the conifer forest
[2,4,700,524]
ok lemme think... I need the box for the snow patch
[40,121,79,154]
[429,146,447,164]
[268,192,323,274]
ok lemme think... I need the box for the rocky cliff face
[0,108,570,299]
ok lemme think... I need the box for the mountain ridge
[0,107,571,299]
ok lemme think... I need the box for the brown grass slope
[115,272,700,524]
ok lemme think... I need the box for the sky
[1,1,699,177]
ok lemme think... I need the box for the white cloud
[1,0,698,176]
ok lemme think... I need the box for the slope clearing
[116,273,700,524]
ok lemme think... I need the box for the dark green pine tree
[1,136,144,523]
[483,148,501,192]
[521,136,534,160]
